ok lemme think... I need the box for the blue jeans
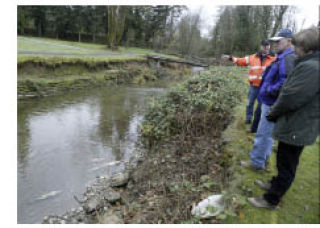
[246,85,260,121]
[250,103,275,168]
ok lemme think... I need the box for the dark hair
[292,26,319,53]
[261,40,270,46]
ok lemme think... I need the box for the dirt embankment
[18,58,192,99]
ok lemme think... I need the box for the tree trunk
[37,22,42,37]
[271,6,288,37]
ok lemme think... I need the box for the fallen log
[146,55,209,68]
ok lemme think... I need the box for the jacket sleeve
[269,62,319,118]
[284,54,296,75]
[232,56,249,66]
[267,73,286,94]
[267,54,296,95]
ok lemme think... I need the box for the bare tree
[271,6,289,36]
[177,10,202,57]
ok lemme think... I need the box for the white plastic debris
[191,194,225,218]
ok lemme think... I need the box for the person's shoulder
[285,52,296,58]
[294,59,319,77]
[284,52,296,62]
[268,52,276,57]
[299,58,319,70]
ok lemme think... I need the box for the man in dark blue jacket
[240,29,296,171]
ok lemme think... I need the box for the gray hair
[292,26,319,53]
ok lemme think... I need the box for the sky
[187,4,319,38]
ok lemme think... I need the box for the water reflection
[17,84,165,223]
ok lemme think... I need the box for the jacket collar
[294,51,320,65]
[277,47,294,59]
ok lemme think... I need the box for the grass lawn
[222,100,320,224]
[17,36,178,59]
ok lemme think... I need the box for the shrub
[141,67,247,144]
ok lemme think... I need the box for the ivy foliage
[141,67,247,144]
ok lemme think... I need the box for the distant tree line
[210,6,297,57]
[18,5,297,57]
[17,6,186,50]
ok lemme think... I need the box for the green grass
[222,101,320,224]
[18,36,178,59]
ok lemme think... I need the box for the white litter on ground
[191,194,225,218]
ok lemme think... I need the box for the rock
[110,172,130,187]
[105,190,121,203]
[127,180,134,190]
[99,210,123,224]
[77,216,84,222]
[77,207,84,213]
[70,218,78,223]
[83,197,101,214]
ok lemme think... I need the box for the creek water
[17,82,168,223]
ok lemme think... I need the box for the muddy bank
[18,57,192,99]
[18,57,147,73]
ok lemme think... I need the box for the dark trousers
[250,102,261,133]
[263,141,304,205]
[246,85,260,121]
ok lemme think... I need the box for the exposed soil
[18,60,192,99]
[123,136,228,224]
